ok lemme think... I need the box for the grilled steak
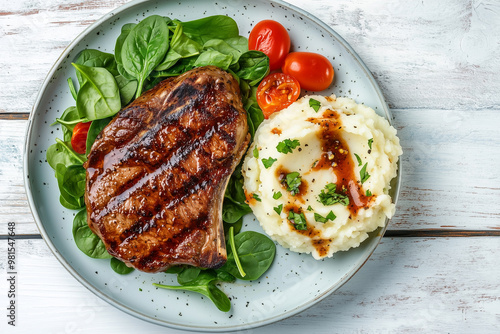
[84,66,250,273]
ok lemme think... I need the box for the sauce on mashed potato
[242,95,402,259]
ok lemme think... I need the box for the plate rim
[23,0,402,331]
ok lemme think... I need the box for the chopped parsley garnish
[312,160,319,168]
[366,189,372,197]
[326,211,336,220]
[253,146,259,158]
[288,210,307,230]
[314,211,336,223]
[274,204,283,215]
[273,191,282,200]
[276,139,300,154]
[354,153,362,166]
[309,98,321,112]
[252,193,262,202]
[314,213,327,223]
[317,183,349,206]
[368,138,373,150]
[360,163,371,184]
[285,172,302,195]
[262,157,277,169]
[307,205,313,211]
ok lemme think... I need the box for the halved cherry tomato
[282,52,334,91]
[71,121,91,154]
[256,73,300,119]
[249,20,291,71]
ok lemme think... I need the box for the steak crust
[84,66,250,273]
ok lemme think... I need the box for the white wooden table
[1,0,499,332]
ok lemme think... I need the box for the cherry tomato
[249,20,291,71]
[71,121,91,154]
[256,73,301,119]
[282,52,334,91]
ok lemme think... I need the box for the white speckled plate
[24,0,400,331]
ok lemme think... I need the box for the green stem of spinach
[67,77,78,101]
[55,138,86,165]
[135,75,145,99]
[52,117,89,127]
[228,226,246,278]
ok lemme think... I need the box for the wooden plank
[0,0,499,114]
[0,120,33,235]
[2,109,500,235]
[0,237,498,333]
[390,108,500,230]
[0,113,28,120]
[385,229,500,237]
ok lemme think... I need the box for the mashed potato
[242,95,402,259]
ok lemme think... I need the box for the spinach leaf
[68,78,78,100]
[74,49,118,85]
[142,76,165,91]
[240,82,264,138]
[222,197,252,224]
[154,271,231,312]
[177,266,202,285]
[215,269,235,283]
[115,23,137,80]
[245,101,264,140]
[164,266,184,274]
[72,209,112,259]
[110,257,135,275]
[193,50,233,70]
[46,138,86,170]
[203,39,243,65]
[159,282,230,312]
[47,138,86,210]
[223,217,243,237]
[153,56,198,78]
[221,231,276,281]
[62,164,86,199]
[225,36,249,55]
[155,22,202,71]
[115,74,137,105]
[58,193,83,210]
[86,117,112,155]
[223,165,251,224]
[53,106,81,141]
[56,163,85,210]
[234,51,270,86]
[74,48,137,105]
[115,23,137,62]
[73,63,121,121]
[121,15,170,98]
[181,15,239,45]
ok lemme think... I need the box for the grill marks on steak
[85,66,250,272]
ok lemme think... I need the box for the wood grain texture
[0,113,29,120]
[0,238,498,333]
[0,120,33,235]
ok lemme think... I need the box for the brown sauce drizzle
[284,203,330,257]
[275,166,308,202]
[271,127,282,135]
[244,190,257,205]
[308,109,370,216]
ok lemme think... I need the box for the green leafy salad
[46,14,274,312]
